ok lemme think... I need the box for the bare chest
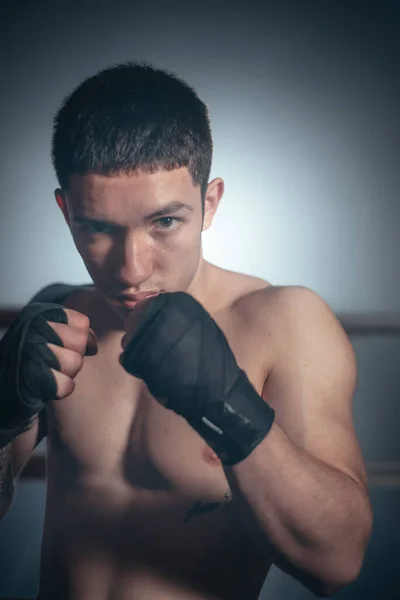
[45,305,267,504]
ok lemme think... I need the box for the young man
[0,62,372,600]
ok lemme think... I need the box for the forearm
[224,423,372,595]
[0,443,14,520]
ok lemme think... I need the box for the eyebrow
[145,201,194,219]
[72,201,194,227]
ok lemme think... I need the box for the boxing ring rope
[1,307,400,485]
[2,307,400,336]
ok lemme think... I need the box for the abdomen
[40,474,271,600]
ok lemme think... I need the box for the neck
[187,258,213,305]
[187,259,225,316]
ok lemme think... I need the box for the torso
[39,265,276,600]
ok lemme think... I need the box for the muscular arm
[224,287,373,597]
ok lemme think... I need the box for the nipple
[202,445,221,467]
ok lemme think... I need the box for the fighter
[0,62,372,600]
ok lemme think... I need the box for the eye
[153,217,182,231]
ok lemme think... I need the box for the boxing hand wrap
[0,303,67,447]
[121,292,275,465]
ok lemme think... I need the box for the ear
[55,189,70,226]
[202,177,224,231]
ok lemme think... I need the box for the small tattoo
[184,500,220,522]
[184,488,232,522]
[224,488,233,506]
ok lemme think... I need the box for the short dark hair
[52,62,213,202]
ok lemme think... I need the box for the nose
[114,231,154,288]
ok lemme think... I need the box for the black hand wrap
[121,292,275,465]
[0,303,67,447]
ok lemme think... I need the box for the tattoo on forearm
[184,488,232,522]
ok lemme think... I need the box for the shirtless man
[0,62,372,600]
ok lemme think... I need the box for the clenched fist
[0,302,97,447]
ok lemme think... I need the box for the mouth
[113,292,160,309]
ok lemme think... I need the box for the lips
[115,292,160,308]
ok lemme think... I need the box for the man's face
[56,168,220,319]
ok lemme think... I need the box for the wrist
[189,370,275,466]
[0,417,34,449]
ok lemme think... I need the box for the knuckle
[55,371,75,399]
[60,379,75,399]
[69,309,90,328]
[78,313,90,328]
[56,346,81,375]
[72,352,84,372]
[78,329,90,354]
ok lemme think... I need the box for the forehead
[66,168,200,216]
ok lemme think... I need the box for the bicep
[262,287,368,489]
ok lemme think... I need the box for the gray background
[0,0,399,598]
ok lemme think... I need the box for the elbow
[304,536,371,597]
[280,552,365,599]
[304,567,360,597]
[315,504,373,597]
[312,571,361,598]
[278,501,373,598]
[309,546,369,597]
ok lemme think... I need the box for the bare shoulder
[234,283,346,340]
[233,282,356,382]
[214,268,273,312]
[263,285,353,358]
